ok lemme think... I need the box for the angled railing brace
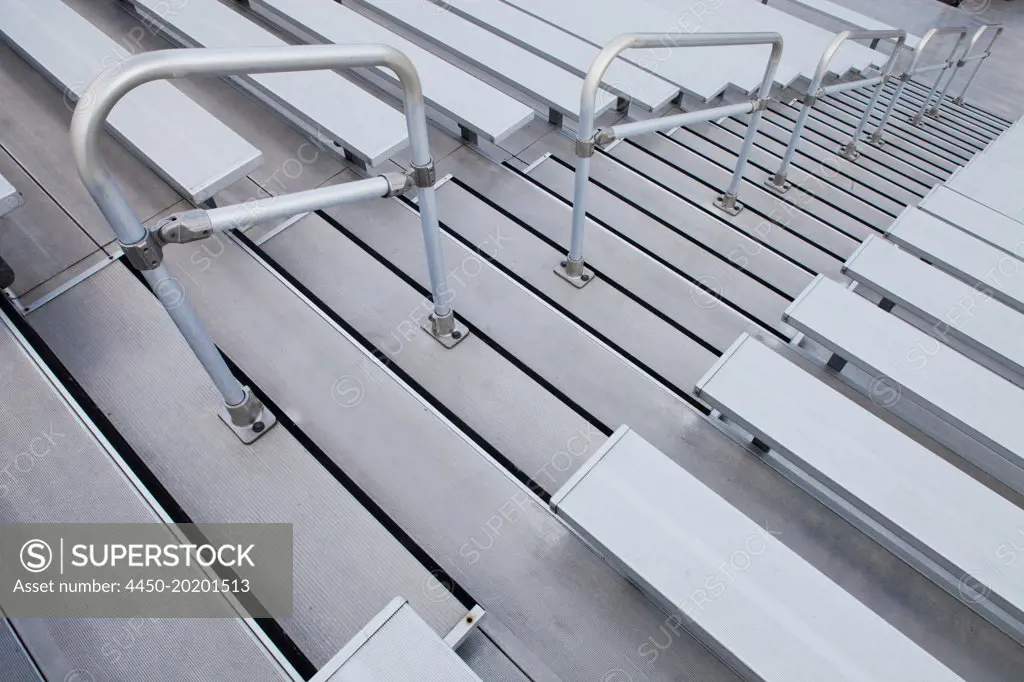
[943,24,1004,110]
[562,31,784,288]
[71,44,466,444]
[766,29,907,190]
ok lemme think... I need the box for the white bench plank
[250,0,534,144]
[696,334,1024,648]
[769,0,921,49]
[311,599,480,681]
[888,207,1024,314]
[0,173,22,220]
[353,0,615,120]
[506,0,881,101]
[785,274,1024,495]
[441,0,678,112]
[920,186,1024,262]
[844,235,1024,379]
[131,0,408,167]
[553,425,963,681]
[0,0,263,204]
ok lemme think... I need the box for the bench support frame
[765,29,907,185]
[71,45,465,442]
[564,32,784,286]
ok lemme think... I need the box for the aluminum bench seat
[887,207,1024,314]
[129,0,408,167]
[552,425,963,681]
[784,274,1024,496]
[438,0,679,112]
[696,333,1024,648]
[249,0,535,144]
[920,186,1024,261]
[844,235,1024,380]
[765,0,921,49]
[0,172,21,220]
[504,0,879,101]
[311,599,480,681]
[351,0,616,123]
[0,0,262,204]
[0,307,296,681]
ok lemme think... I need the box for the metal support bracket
[763,174,792,195]
[120,232,164,271]
[422,311,468,348]
[555,258,595,289]
[838,141,861,161]
[714,192,745,216]
[218,386,277,444]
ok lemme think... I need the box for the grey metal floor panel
[26,265,467,668]
[0,619,40,682]
[456,630,531,682]
[0,0,263,205]
[829,91,985,157]
[259,206,606,501]
[145,223,739,682]
[767,103,960,177]
[802,98,973,168]
[844,236,1024,382]
[440,145,780,347]
[919,186,1024,260]
[842,88,998,147]
[677,122,901,226]
[249,0,536,145]
[130,0,409,167]
[0,147,103,297]
[0,307,293,682]
[716,114,932,200]
[604,140,846,280]
[635,130,868,254]
[525,152,811,301]
[785,275,1024,497]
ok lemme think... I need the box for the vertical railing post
[868,26,968,147]
[948,25,1003,108]
[561,32,783,287]
[839,34,908,161]
[910,28,970,125]
[70,45,465,443]
[766,29,904,193]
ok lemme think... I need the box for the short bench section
[351,0,616,125]
[784,274,1024,496]
[696,334,1024,648]
[919,186,1024,262]
[551,425,963,680]
[131,0,408,167]
[310,598,480,681]
[0,0,262,204]
[887,207,1024,314]
[0,172,22,220]
[250,0,536,144]
[440,0,679,113]
[844,235,1024,380]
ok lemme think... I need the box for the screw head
[252,421,266,433]
[452,330,462,340]
[581,274,591,282]
[560,260,567,267]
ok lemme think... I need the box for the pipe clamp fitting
[575,136,596,159]
[409,161,436,188]
[120,232,164,271]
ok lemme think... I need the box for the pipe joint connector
[120,232,164,271]
[382,171,412,198]
[409,160,436,189]
[156,209,213,245]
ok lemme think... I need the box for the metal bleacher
[2,0,1024,679]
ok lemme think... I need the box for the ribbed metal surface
[457,630,531,682]
[26,265,465,667]
[0,619,41,682]
[0,310,290,681]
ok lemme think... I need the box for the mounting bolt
[219,386,277,444]
[422,310,469,349]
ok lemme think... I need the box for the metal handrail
[947,24,1004,108]
[561,32,784,287]
[70,44,465,444]
[767,29,906,190]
